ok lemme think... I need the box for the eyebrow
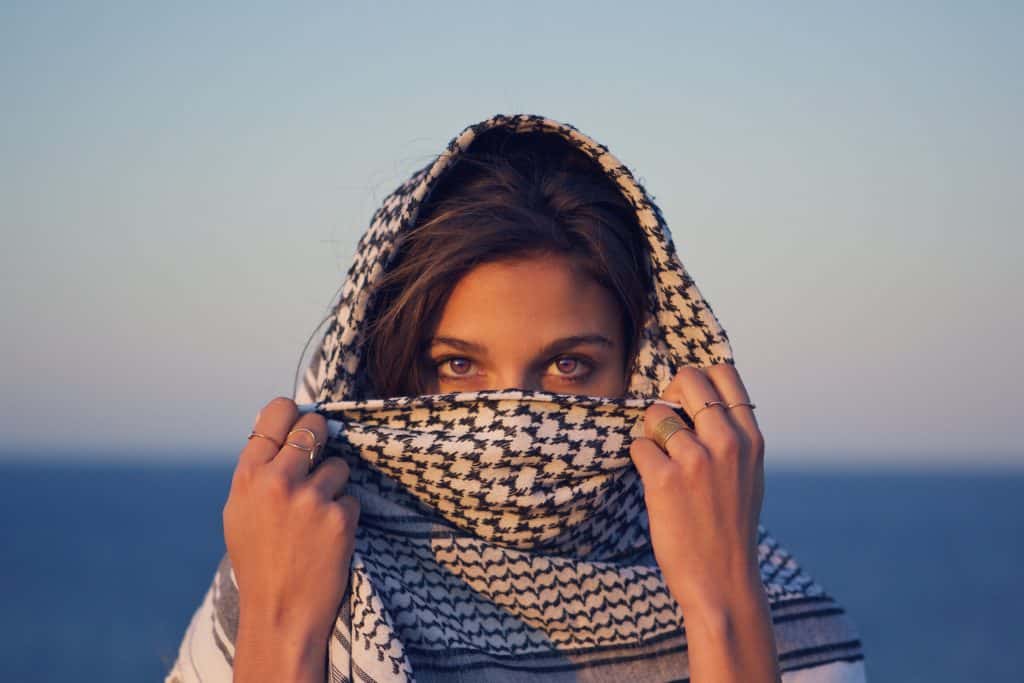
[429,334,615,357]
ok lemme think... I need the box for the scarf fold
[165,114,867,682]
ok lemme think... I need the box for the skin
[225,253,780,682]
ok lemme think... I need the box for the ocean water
[0,458,1021,682]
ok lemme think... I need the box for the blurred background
[1,1,1021,681]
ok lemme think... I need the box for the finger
[629,437,670,483]
[337,494,361,526]
[658,370,687,406]
[703,362,760,435]
[271,411,329,482]
[333,495,362,550]
[241,396,299,467]
[308,455,352,500]
[630,437,707,498]
[643,403,705,462]
[670,366,734,444]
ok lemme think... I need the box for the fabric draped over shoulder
[165,114,868,682]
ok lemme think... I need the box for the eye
[548,355,593,381]
[435,357,475,379]
[555,358,579,374]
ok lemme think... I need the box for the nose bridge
[494,364,538,392]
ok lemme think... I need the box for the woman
[165,114,867,682]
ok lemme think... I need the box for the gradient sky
[2,2,1020,466]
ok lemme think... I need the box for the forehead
[434,255,622,341]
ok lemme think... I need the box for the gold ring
[652,416,692,452]
[727,401,756,410]
[247,430,282,450]
[286,427,321,473]
[690,400,725,421]
[285,427,317,452]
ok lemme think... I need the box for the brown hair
[361,129,652,398]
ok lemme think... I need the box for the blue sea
[1,458,1021,682]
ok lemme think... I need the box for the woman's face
[425,253,628,397]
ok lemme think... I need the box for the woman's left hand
[629,363,765,615]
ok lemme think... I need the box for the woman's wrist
[679,574,769,637]
[234,607,330,683]
[664,556,764,617]
[675,572,781,683]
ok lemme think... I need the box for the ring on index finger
[652,416,693,452]
[248,430,282,450]
[286,427,322,473]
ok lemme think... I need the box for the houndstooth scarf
[165,114,868,682]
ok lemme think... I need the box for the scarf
[165,114,867,682]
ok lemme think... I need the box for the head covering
[165,114,867,682]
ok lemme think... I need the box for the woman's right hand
[223,396,360,682]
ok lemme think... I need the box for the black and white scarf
[165,114,867,682]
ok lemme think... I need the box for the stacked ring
[652,416,693,452]
[286,427,322,473]
[690,400,725,421]
[247,430,282,449]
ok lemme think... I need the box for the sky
[1,1,1020,467]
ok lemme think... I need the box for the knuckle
[261,469,292,500]
[647,467,678,495]
[648,457,697,493]
[679,452,707,479]
[326,502,354,532]
[293,484,323,512]
[711,424,741,454]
